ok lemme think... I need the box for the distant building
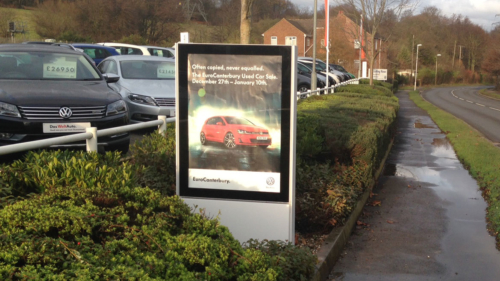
[263,11,388,77]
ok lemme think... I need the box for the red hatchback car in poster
[200,116,272,149]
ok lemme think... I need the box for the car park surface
[0,44,130,152]
[97,55,175,123]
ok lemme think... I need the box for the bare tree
[336,0,417,85]
[240,0,255,44]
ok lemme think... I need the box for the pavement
[328,91,500,281]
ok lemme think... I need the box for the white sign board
[43,122,90,133]
[180,32,189,43]
[372,69,388,80]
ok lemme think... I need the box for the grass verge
[409,91,500,246]
[479,89,500,100]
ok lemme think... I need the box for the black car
[0,44,130,153]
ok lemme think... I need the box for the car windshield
[298,63,312,73]
[301,61,324,72]
[120,60,174,79]
[333,65,347,72]
[0,51,100,80]
[224,117,255,126]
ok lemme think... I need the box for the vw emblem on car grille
[59,107,73,118]
[266,177,275,186]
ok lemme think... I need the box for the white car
[97,55,175,123]
[142,45,175,58]
[97,43,175,58]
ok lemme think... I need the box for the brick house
[262,18,325,57]
[263,12,388,77]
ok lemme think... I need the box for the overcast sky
[290,0,500,32]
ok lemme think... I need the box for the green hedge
[295,90,399,232]
[0,148,315,280]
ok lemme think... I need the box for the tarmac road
[329,92,500,281]
[421,86,500,146]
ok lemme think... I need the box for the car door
[212,117,226,142]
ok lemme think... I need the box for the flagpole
[325,0,329,91]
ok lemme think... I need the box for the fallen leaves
[386,220,396,224]
[369,200,382,206]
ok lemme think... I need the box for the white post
[414,44,422,91]
[158,115,167,134]
[86,127,97,152]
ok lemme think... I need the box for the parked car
[200,116,271,149]
[72,44,120,65]
[97,55,175,123]
[96,43,150,56]
[142,45,175,58]
[0,44,130,152]
[330,64,356,79]
[297,62,332,87]
[299,60,342,84]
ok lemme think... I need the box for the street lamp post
[414,44,422,91]
[435,54,441,85]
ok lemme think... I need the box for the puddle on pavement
[414,122,434,128]
[432,138,450,148]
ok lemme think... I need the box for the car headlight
[237,130,251,134]
[128,94,158,106]
[0,102,21,118]
[106,100,127,116]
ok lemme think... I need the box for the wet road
[329,92,500,281]
[421,86,500,145]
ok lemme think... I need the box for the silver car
[97,55,175,123]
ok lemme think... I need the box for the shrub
[359,78,393,91]
[128,125,176,196]
[336,84,393,97]
[295,90,398,232]
[0,149,314,280]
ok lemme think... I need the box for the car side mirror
[103,73,120,83]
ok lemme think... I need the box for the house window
[271,36,277,45]
[285,36,297,46]
[306,38,311,47]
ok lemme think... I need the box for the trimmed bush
[0,148,315,280]
[295,90,398,232]
[128,126,176,196]
[336,84,393,97]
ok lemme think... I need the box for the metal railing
[0,116,175,156]
[297,78,360,100]
[0,78,359,156]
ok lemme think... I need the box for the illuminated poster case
[176,44,295,203]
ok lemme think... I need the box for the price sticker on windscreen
[157,63,175,78]
[43,58,77,79]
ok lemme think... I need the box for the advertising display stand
[176,44,297,243]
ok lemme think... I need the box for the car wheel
[200,132,206,145]
[107,142,130,155]
[260,145,269,149]
[298,84,310,93]
[224,132,236,149]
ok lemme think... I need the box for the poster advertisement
[187,54,282,193]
